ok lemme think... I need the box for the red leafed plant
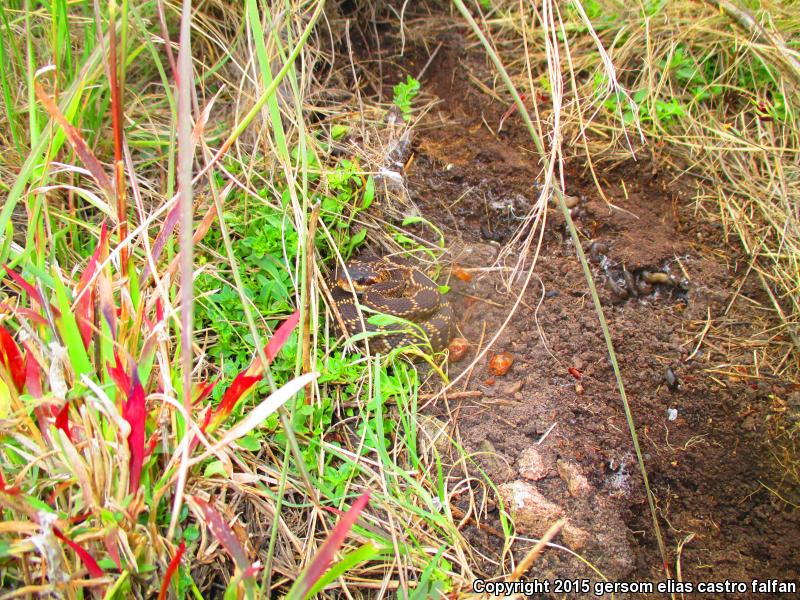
[286,491,371,600]
[0,225,302,596]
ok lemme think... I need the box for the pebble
[665,367,680,391]
[489,352,514,376]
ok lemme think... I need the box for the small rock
[557,460,592,498]
[502,380,525,395]
[665,367,680,391]
[498,481,564,536]
[448,337,470,362]
[451,265,473,282]
[489,352,514,376]
[417,415,452,457]
[518,447,550,481]
[477,440,515,481]
[589,241,608,261]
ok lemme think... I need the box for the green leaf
[236,434,261,452]
[305,543,385,597]
[0,378,9,419]
[392,75,421,120]
[367,313,405,328]
[345,228,367,257]
[362,175,375,209]
[203,460,228,478]
[331,124,348,140]
[52,271,92,379]
[184,525,200,542]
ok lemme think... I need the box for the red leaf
[294,491,370,599]
[53,528,104,578]
[188,406,213,454]
[75,222,112,348]
[143,203,182,282]
[123,369,146,492]
[2,265,44,306]
[207,373,262,432]
[95,224,116,338]
[242,563,262,579]
[155,298,164,324]
[0,326,25,392]
[106,352,131,400]
[55,404,73,442]
[245,310,300,379]
[568,367,582,380]
[25,349,50,438]
[75,296,95,350]
[14,308,49,327]
[144,435,158,459]
[158,540,186,600]
[103,529,123,570]
[34,83,114,197]
[68,510,90,525]
[0,470,21,495]
[194,379,218,406]
[199,406,213,432]
[24,347,43,398]
[193,497,249,570]
[265,310,300,363]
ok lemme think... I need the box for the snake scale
[332,258,454,353]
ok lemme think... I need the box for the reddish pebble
[448,337,470,362]
[452,266,473,282]
[488,352,514,376]
[568,367,582,380]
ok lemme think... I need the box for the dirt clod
[557,460,592,498]
[498,480,564,536]
[518,446,551,481]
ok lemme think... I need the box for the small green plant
[392,75,421,120]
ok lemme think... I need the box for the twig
[509,519,564,583]
[704,0,800,86]
[685,307,713,362]
[303,203,321,403]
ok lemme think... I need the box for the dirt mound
[397,25,798,596]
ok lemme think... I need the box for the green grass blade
[304,543,384,598]
[52,267,93,380]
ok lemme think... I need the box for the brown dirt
[354,13,799,599]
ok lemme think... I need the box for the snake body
[332,259,454,353]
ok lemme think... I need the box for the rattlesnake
[332,258,454,353]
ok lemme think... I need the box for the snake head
[335,260,390,293]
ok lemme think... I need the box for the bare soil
[351,12,799,599]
